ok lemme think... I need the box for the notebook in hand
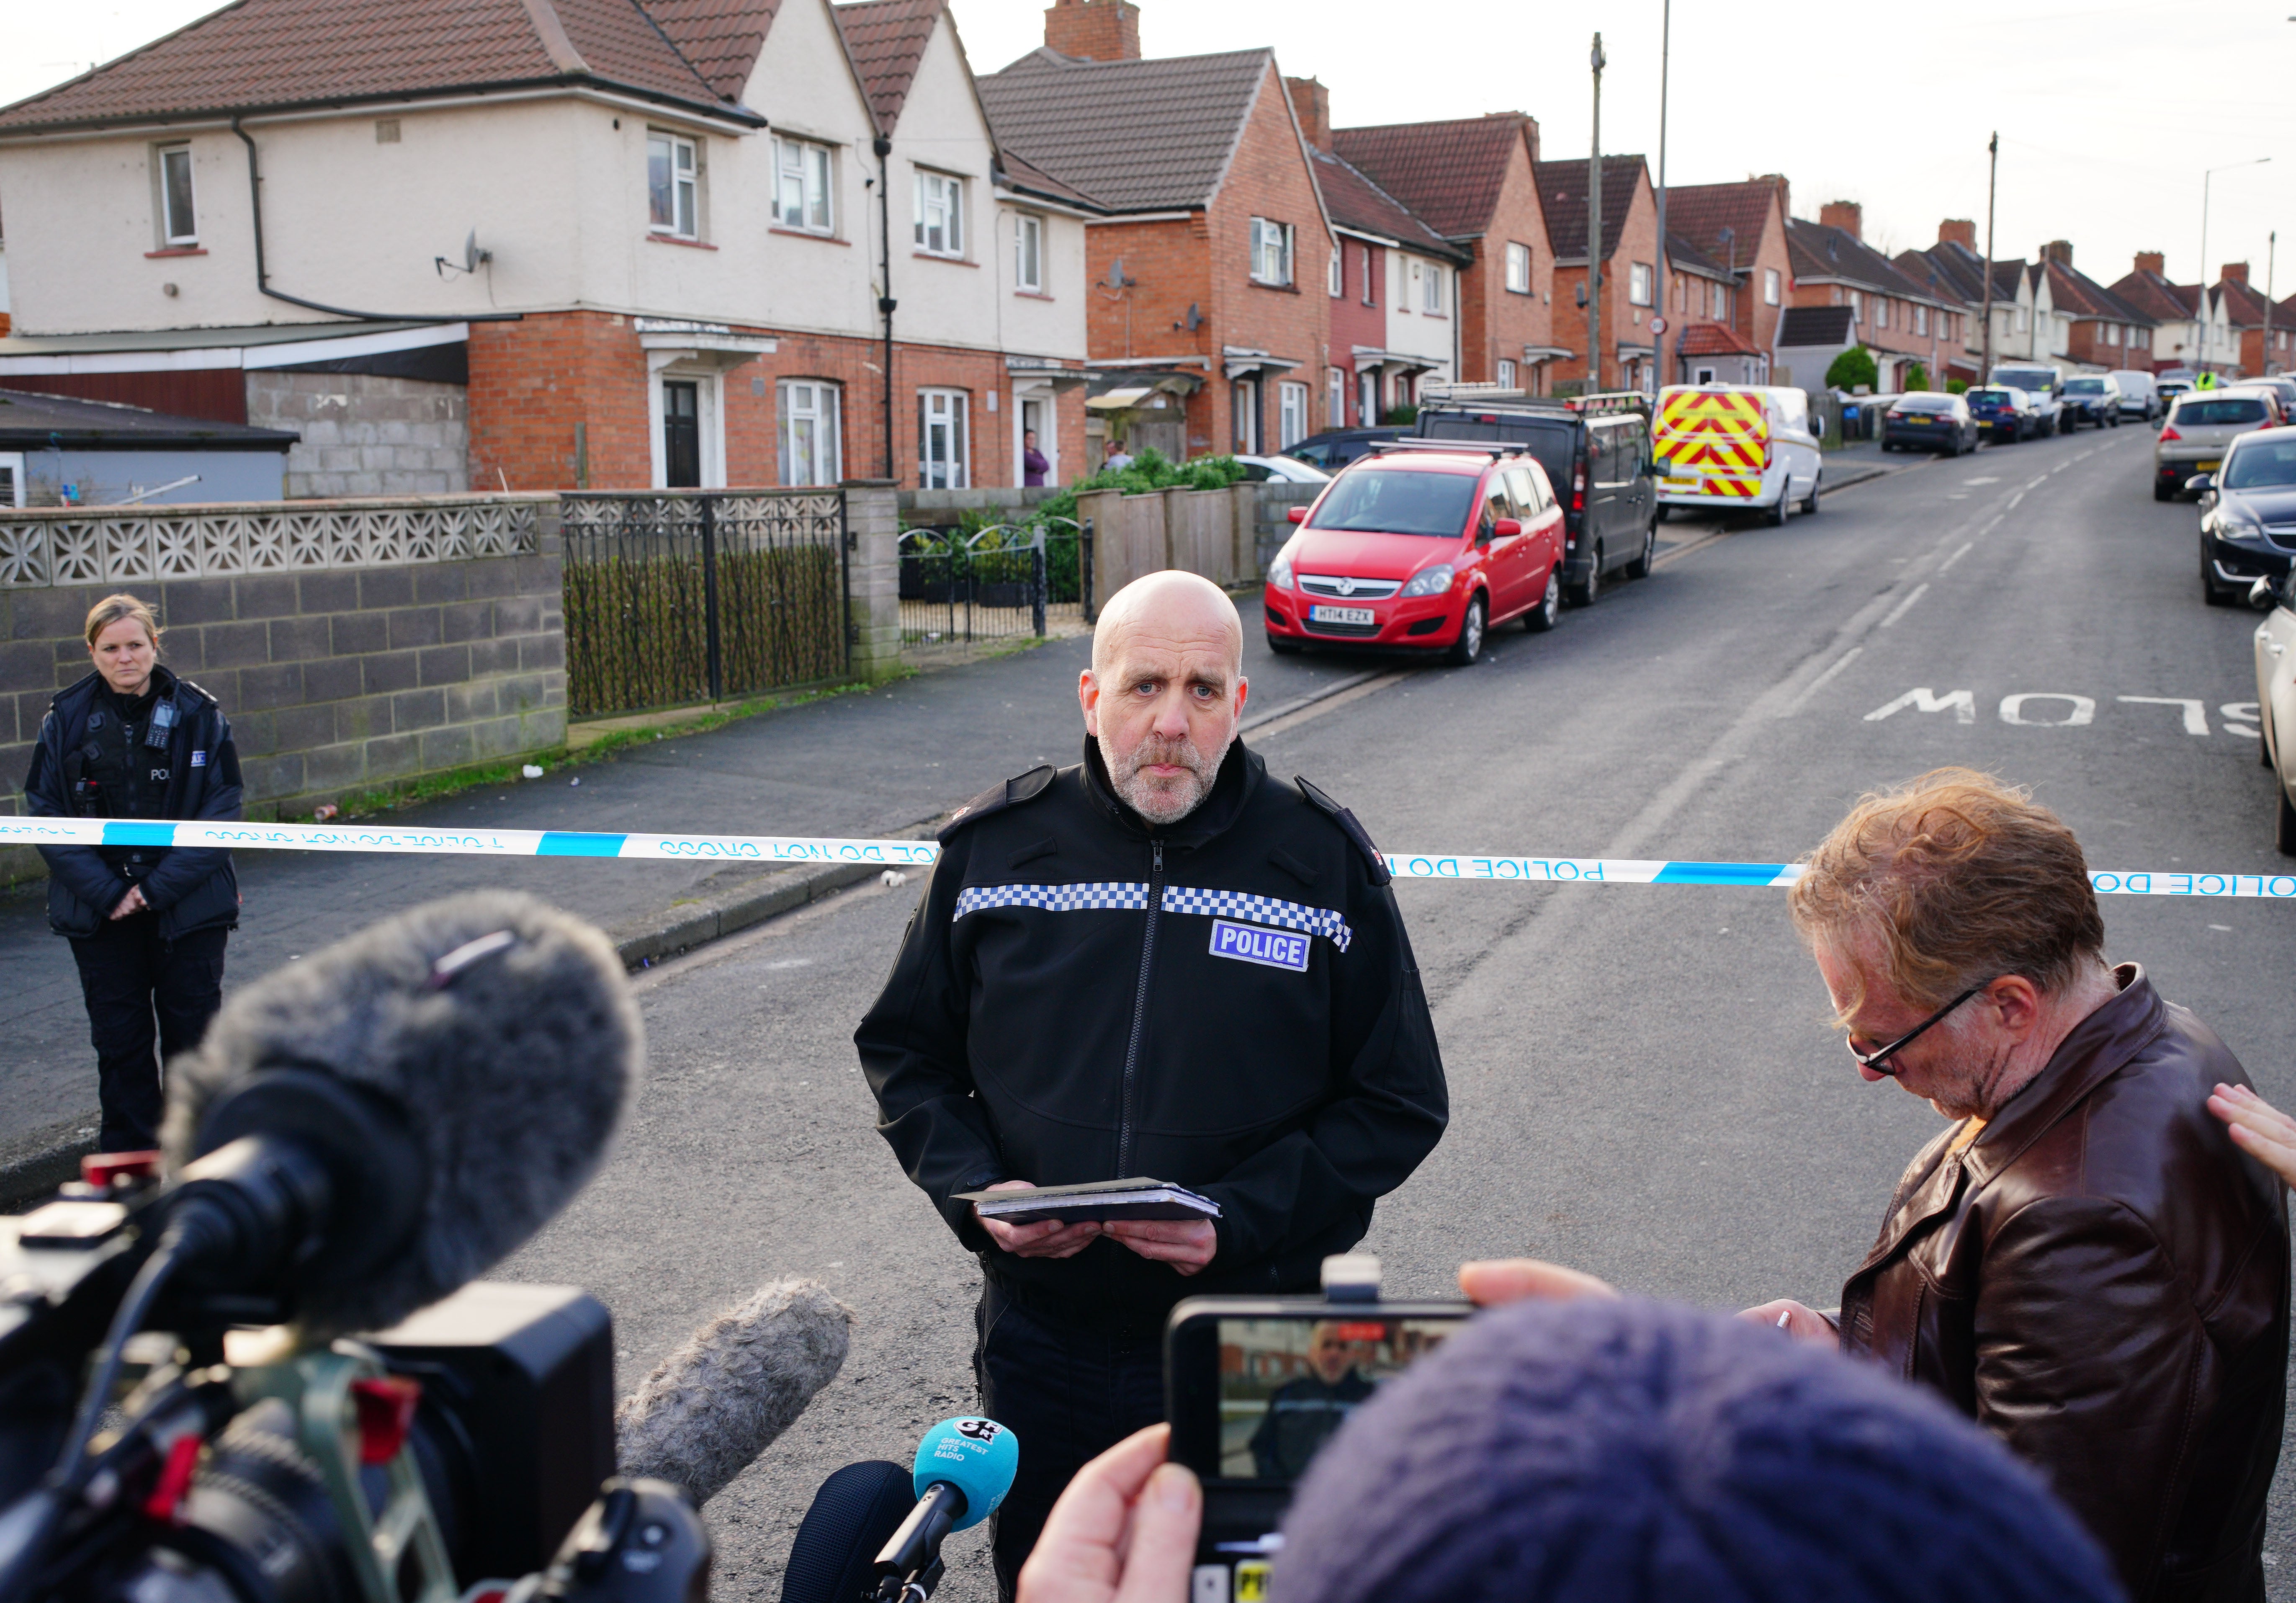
[953,1178,1223,1225]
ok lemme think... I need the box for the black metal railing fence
[899,523,1070,647]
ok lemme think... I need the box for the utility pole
[1979,132,1997,382]
[1587,33,1606,396]
[1652,0,1671,397]
[2268,230,2280,375]
[875,133,897,481]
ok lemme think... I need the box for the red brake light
[1570,464,1586,514]
[2160,424,2181,441]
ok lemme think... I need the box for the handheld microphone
[616,1278,854,1505]
[870,1418,1020,1603]
[157,889,642,1338]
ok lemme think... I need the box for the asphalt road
[484,419,2296,1600]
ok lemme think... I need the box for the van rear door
[1655,387,1771,506]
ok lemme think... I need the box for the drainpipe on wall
[875,134,897,482]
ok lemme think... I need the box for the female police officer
[23,593,242,1152]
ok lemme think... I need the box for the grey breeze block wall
[245,371,471,499]
[0,495,566,883]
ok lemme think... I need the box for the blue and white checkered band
[953,882,1353,954]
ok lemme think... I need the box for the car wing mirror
[2249,576,2280,611]
[1286,505,1308,524]
[1492,517,1522,538]
[2186,474,2215,495]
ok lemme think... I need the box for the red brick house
[1302,142,1466,425]
[2216,265,2292,378]
[2033,242,2157,374]
[979,0,1335,459]
[1330,113,1562,394]
[1535,154,1660,393]
[1785,203,1961,390]
[1659,176,1792,374]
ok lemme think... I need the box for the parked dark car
[1987,366,2062,434]
[2059,375,2124,429]
[1284,427,1406,471]
[1880,392,1979,455]
[2195,426,2296,605]
[1411,392,1657,606]
[1966,386,2038,443]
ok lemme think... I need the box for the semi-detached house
[1782,203,1960,392]
[979,0,1335,462]
[0,0,1093,497]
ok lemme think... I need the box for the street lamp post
[2199,156,2270,378]
[1587,33,1606,396]
[1653,0,1671,397]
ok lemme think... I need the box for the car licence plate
[2199,459,2221,472]
[1663,477,1699,490]
[1308,605,1375,626]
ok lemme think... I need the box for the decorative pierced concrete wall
[0,496,565,861]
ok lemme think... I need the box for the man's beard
[1101,728,1231,825]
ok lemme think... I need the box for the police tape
[2,817,2290,899]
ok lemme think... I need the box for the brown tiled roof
[2041,258,2154,327]
[2220,276,2273,329]
[1660,180,1777,273]
[1665,231,1730,279]
[833,0,938,131]
[998,147,1100,210]
[0,0,753,132]
[979,46,1274,212]
[645,0,781,100]
[1785,216,1941,304]
[1534,154,1647,263]
[1676,321,1762,358]
[1896,238,1990,305]
[2111,268,2198,322]
[1310,148,1464,262]
[1328,115,1531,240]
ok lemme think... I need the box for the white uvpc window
[1506,241,1532,294]
[915,171,964,256]
[156,144,197,246]
[1249,217,1294,286]
[779,380,842,487]
[1629,261,1653,307]
[648,132,699,237]
[1423,261,1444,314]
[1278,381,1308,448]
[918,389,968,488]
[1016,213,1044,292]
[1764,268,1781,306]
[1328,245,1342,297]
[772,137,833,233]
[1328,366,1344,425]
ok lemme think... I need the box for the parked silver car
[2155,388,2284,501]
[2251,566,2296,850]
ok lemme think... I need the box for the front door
[1233,378,1261,454]
[663,380,701,488]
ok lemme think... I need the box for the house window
[155,143,197,247]
[1506,242,1532,294]
[778,380,842,487]
[1278,381,1308,448]
[648,132,700,238]
[2015,305,2030,332]
[1875,299,1890,331]
[772,137,832,233]
[1629,261,1653,306]
[915,170,965,256]
[1423,261,1444,314]
[1016,213,1044,292]
[1328,246,1343,297]
[1328,366,1344,426]
[918,389,968,487]
[1250,217,1294,286]
[1913,304,1927,336]
[1764,268,1781,305]
[1362,243,1375,305]
[2103,322,2118,347]
[1849,290,1864,320]
[1496,358,1517,389]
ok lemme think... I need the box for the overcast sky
[7,0,2293,294]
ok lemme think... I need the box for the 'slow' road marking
[1861,689,2259,737]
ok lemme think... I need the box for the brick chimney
[2222,261,2250,284]
[1286,77,1330,150]
[2041,239,2073,266]
[2135,250,2165,277]
[1819,200,1861,240]
[1937,219,1976,250]
[1755,173,1789,225]
[1044,0,1140,62]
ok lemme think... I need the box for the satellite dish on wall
[1106,258,1137,289]
[435,229,494,278]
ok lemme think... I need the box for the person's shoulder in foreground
[1276,1295,2126,1603]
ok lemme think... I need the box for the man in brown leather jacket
[1749,770,2289,1603]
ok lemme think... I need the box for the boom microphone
[617,1278,855,1504]
[158,889,642,1337]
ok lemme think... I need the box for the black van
[1411,393,1658,605]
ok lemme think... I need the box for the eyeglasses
[1845,980,1996,1075]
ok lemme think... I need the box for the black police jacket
[23,667,244,940]
[856,738,1448,1322]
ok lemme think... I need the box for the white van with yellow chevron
[1653,384,1824,527]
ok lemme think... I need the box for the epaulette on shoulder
[1294,775,1391,886]
[172,677,220,708]
[938,763,1058,843]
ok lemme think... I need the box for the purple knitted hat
[1273,1296,2123,1603]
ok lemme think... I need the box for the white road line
[2026,475,2049,489]
[1779,646,1864,716]
[1879,583,1930,628]
[2007,490,2026,512]
[1938,541,1975,572]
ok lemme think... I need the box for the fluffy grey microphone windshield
[160,890,641,1338]
[617,1279,854,1505]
